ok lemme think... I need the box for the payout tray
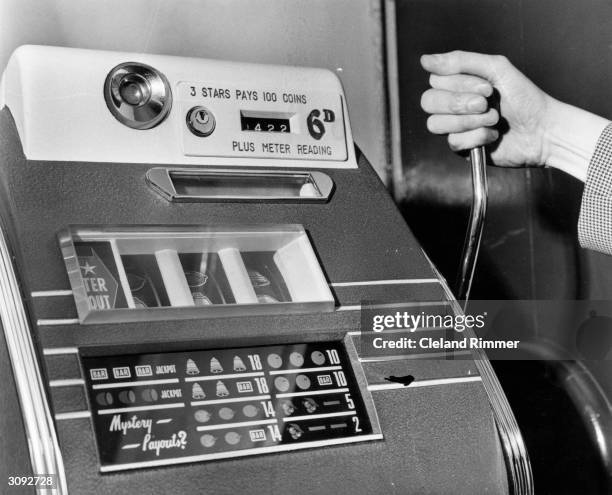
[59,225,334,323]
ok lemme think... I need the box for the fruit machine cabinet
[0,46,530,494]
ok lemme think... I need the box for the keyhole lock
[186,106,216,137]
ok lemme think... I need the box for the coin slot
[146,168,334,203]
[170,171,320,199]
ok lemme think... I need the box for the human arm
[419,51,610,181]
[420,50,612,254]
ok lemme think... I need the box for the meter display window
[240,113,291,133]
[59,225,334,323]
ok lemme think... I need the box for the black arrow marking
[384,375,415,386]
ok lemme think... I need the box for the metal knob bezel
[104,62,172,130]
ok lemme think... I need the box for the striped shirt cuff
[578,123,612,254]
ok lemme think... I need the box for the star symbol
[80,261,96,275]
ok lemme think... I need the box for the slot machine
[0,46,531,494]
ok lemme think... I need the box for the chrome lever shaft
[456,146,488,305]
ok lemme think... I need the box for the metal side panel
[0,221,67,494]
[0,317,36,494]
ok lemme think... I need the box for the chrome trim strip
[275,388,349,399]
[269,365,341,375]
[43,347,79,356]
[330,278,440,287]
[383,0,404,197]
[55,411,91,421]
[358,350,472,362]
[37,318,79,326]
[31,290,73,297]
[99,434,384,473]
[349,325,450,336]
[49,379,84,388]
[368,376,482,392]
[92,378,179,389]
[429,258,534,495]
[98,403,185,415]
[337,300,450,312]
[337,305,361,312]
[0,226,68,494]
[184,372,262,382]
[191,395,270,406]
[281,411,356,422]
[196,419,277,432]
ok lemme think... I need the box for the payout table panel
[82,341,381,472]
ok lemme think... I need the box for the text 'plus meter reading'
[179,82,348,162]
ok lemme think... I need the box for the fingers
[420,51,509,82]
[426,108,499,134]
[421,89,488,115]
[447,128,499,152]
[429,74,492,97]
[420,51,507,154]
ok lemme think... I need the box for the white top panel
[0,45,357,168]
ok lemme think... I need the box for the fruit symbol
[233,356,247,372]
[289,352,304,367]
[218,407,235,420]
[274,376,290,393]
[302,398,318,414]
[225,431,241,445]
[248,270,271,287]
[192,383,206,400]
[185,270,208,286]
[184,270,210,305]
[127,272,146,292]
[192,292,213,305]
[141,388,158,402]
[132,296,148,308]
[95,392,113,406]
[200,434,216,448]
[242,404,259,418]
[210,357,223,374]
[186,359,200,376]
[311,350,325,366]
[287,423,303,440]
[281,400,295,416]
[194,409,211,423]
[118,390,136,404]
[216,380,229,397]
[295,374,311,390]
[257,294,278,303]
[267,353,282,369]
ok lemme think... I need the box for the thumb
[420,51,508,83]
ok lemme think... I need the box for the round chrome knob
[117,73,151,106]
[104,62,172,130]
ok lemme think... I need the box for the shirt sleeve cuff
[578,123,612,255]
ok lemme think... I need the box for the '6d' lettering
[307,108,335,140]
[307,109,325,140]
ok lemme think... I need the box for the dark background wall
[393,1,612,493]
[395,0,612,301]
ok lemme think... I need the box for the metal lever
[456,146,488,304]
[452,147,535,494]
